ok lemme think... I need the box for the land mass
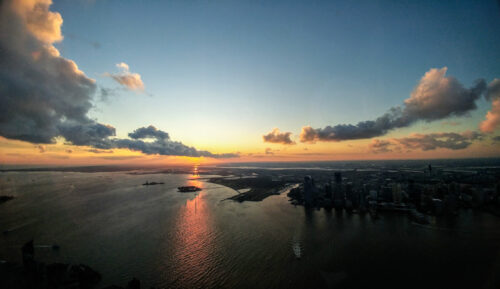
[208,176,288,202]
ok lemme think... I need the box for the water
[1,171,499,288]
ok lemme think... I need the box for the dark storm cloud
[300,68,490,142]
[104,62,144,91]
[0,0,237,159]
[262,128,295,145]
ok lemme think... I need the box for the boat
[178,186,202,192]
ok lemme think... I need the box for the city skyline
[1,0,500,165]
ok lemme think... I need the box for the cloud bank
[105,62,145,91]
[112,126,238,158]
[0,0,236,159]
[301,67,490,142]
[369,131,482,153]
[263,128,295,145]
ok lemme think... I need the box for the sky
[0,0,500,166]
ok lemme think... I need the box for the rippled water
[1,171,499,288]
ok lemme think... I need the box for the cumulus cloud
[301,67,489,142]
[0,0,114,145]
[0,0,236,159]
[105,62,144,91]
[263,128,295,144]
[370,131,482,153]
[479,79,500,133]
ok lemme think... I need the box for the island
[178,186,202,192]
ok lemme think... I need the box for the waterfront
[1,169,499,288]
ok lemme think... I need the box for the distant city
[209,159,500,224]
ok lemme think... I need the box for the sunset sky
[1,0,499,166]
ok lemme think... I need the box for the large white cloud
[262,128,295,145]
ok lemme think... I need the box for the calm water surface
[1,171,499,288]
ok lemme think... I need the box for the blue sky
[49,0,500,150]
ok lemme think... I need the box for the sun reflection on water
[167,181,218,287]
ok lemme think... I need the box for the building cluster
[288,165,500,222]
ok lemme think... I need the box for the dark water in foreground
[1,171,499,289]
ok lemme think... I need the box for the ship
[178,186,202,192]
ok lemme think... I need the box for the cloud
[87,148,113,154]
[128,125,169,140]
[479,79,500,133]
[112,126,239,158]
[66,149,73,154]
[368,139,396,154]
[0,0,114,145]
[105,62,144,91]
[371,131,482,153]
[395,131,482,151]
[263,128,295,145]
[59,122,116,149]
[35,145,46,153]
[0,1,236,159]
[300,67,489,142]
[264,147,280,155]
